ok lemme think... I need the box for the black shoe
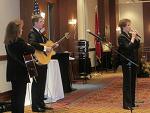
[32,107,45,112]
[132,104,139,108]
[71,88,77,91]
[40,104,53,110]
[43,106,53,110]
[44,97,47,100]
[40,101,45,107]
[132,103,139,107]
[123,106,134,110]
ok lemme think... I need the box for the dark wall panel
[20,0,77,53]
[98,0,105,36]
[98,0,118,47]
[109,0,117,47]
[20,0,33,40]
[143,3,150,47]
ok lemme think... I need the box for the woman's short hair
[118,19,131,30]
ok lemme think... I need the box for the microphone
[130,27,141,39]
[129,32,141,39]
[86,29,102,41]
[136,34,141,39]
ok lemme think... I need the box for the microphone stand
[87,31,139,113]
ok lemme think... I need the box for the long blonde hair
[4,19,24,45]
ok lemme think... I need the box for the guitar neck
[51,34,68,48]
[57,35,67,44]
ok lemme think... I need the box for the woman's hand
[130,32,137,43]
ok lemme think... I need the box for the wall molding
[0,90,11,101]
[0,55,7,61]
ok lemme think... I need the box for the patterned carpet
[5,72,150,113]
[67,74,150,113]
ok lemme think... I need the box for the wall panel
[143,3,150,47]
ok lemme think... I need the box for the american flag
[33,0,40,15]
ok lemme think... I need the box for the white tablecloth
[44,59,64,103]
[25,59,64,105]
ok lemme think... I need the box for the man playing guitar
[28,14,58,112]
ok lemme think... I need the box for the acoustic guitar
[34,32,70,65]
[23,54,38,82]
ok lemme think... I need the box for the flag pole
[92,5,102,76]
[93,5,98,76]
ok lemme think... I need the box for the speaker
[78,40,89,59]
[79,58,91,74]
[77,40,91,75]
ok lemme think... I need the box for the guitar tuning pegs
[65,32,70,39]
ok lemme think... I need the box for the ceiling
[119,0,150,4]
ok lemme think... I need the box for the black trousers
[122,63,137,107]
[31,65,47,108]
[11,81,27,113]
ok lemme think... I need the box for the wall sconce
[116,26,121,31]
[40,12,45,18]
[68,18,77,25]
[68,18,77,39]
[116,26,121,36]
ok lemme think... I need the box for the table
[44,59,64,103]
[25,59,64,105]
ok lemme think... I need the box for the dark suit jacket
[28,28,48,51]
[118,31,140,65]
[5,38,35,82]
[28,28,48,67]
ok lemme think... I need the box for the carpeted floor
[67,74,150,113]
[5,72,150,113]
